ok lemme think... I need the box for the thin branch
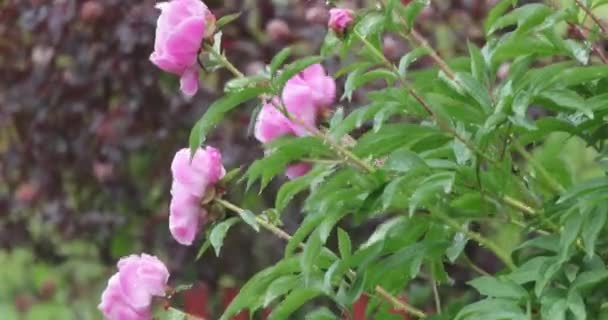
[574,0,607,33]
[375,286,427,318]
[431,278,442,314]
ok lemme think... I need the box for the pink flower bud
[150,0,216,96]
[99,254,169,320]
[266,19,291,42]
[328,8,354,34]
[169,147,226,245]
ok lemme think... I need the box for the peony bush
[100,0,608,319]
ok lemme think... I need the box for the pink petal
[171,149,207,197]
[164,17,206,68]
[169,191,202,245]
[285,162,312,179]
[254,101,293,143]
[180,67,199,96]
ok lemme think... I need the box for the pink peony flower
[99,254,169,320]
[283,64,336,113]
[150,0,216,96]
[169,146,225,245]
[328,8,354,34]
[171,147,226,198]
[254,64,336,179]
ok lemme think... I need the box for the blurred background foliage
[1,0,606,319]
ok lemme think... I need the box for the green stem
[215,198,292,242]
[502,195,537,216]
[203,43,245,78]
[433,210,516,270]
[431,277,442,314]
[214,198,428,319]
[573,0,607,33]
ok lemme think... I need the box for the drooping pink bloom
[254,64,336,179]
[99,254,169,320]
[169,147,225,245]
[150,0,216,96]
[328,8,354,34]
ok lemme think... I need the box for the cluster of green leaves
[183,0,608,319]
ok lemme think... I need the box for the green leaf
[554,65,608,88]
[189,87,265,153]
[321,32,341,57]
[270,47,292,76]
[354,12,385,38]
[342,68,397,101]
[286,212,324,257]
[400,0,429,29]
[567,289,587,320]
[455,298,527,320]
[468,42,489,87]
[268,288,323,320]
[488,4,552,36]
[409,172,455,216]
[559,210,583,262]
[245,136,332,191]
[301,230,323,281]
[454,72,493,112]
[162,307,195,320]
[540,296,567,320]
[275,166,334,211]
[384,148,430,173]
[446,231,468,263]
[275,56,324,89]
[262,275,301,307]
[210,218,240,256]
[582,206,607,258]
[195,238,212,260]
[224,75,268,92]
[398,47,429,78]
[468,276,528,300]
[239,209,260,232]
[485,0,516,35]
[216,12,242,29]
[219,257,301,320]
[305,307,338,320]
[336,271,366,306]
[337,228,352,259]
[572,268,608,291]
